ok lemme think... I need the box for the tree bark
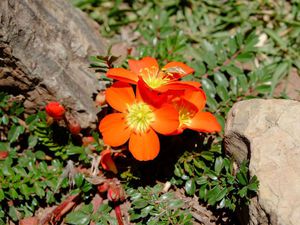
[0,0,108,128]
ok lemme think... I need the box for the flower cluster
[99,57,221,161]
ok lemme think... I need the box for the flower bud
[68,120,81,135]
[0,151,9,160]
[65,112,81,135]
[45,102,65,120]
[107,185,125,202]
[100,149,118,174]
[97,182,109,193]
[95,91,106,106]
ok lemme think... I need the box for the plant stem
[114,204,124,225]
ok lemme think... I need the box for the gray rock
[0,0,108,128]
[224,99,300,225]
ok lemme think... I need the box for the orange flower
[99,81,179,161]
[171,89,221,134]
[106,56,199,91]
[45,102,65,120]
[100,148,118,174]
[106,57,200,107]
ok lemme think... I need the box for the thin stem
[114,204,124,225]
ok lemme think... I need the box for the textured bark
[0,0,108,128]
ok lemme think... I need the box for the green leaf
[201,78,216,98]
[225,65,243,77]
[193,159,206,170]
[265,28,287,49]
[65,211,91,225]
[66,146,84,155]
[214,157,224,175]
[34,182,45,198]
[8,125,25,143]
[74,173,84,187]
[228,37,237,54]
[195,176,207,185]
[255,84,271,94]
[132,199,148,209]
[215,188,227,202]
[168,199,184,209]
[0,189,4,201]
[216,85,229,101]
[183,161,193,176]
[2,115,9,125]
[235,52,254,62]
[237,171,248,186]
[238,186,248,198]
[28,135,38,148]
[8,206,19,221]
[207,186,221,205]
[185,179,196,196]
[270,61,290,96]
[206,95,218,111]
[214,72,229,88]
[199,184,207,200]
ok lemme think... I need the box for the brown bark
[0,0,108,128]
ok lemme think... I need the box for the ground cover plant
[1,0,299,224]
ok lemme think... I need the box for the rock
[224,99,300,225]
[0,0,108,128]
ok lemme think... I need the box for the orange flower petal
[188,112,221,133]
[129,129,160,161]
[128,57,159,75]
[163,62,194,76]
[99,113,131,147]
[151,104,179,135]
[100,149,118,174]
[106,82,135,112]
[182,89,206,111]
[106,68,138,84]
[156,81,199,92]
[137,79,167,108]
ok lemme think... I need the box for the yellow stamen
[126,102,155,133]
[178,107,192,127]
[139,66,171,89]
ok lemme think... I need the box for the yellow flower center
[126,102,155,133]
[178,107,192,127]
[139,66,171,89]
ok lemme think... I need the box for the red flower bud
[107,185,125,202]
[100,149,118,174]
[107,187,119,202]
[65,112,81,135]
[97,182,109,193]
[82,136,96,151]
[68,120,81,135]
[0,151,9,160]
[45,102,65,120]
[82,136,95,146]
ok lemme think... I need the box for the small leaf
[185,179,196,196]
[65,211,90,225]
[132,199,148,209]
[8,125,25,143]
[216,85,229,101]
[214,72,229,88]
[201,78,216,98]
[215,188,227,202]
[168,199,184,209]
[0,189,4,201]
[214,156,224,175]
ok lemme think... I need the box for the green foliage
[172,144,259,211]
[0,93,95,222]
[65,203,117,225]
[127,184,193,225]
